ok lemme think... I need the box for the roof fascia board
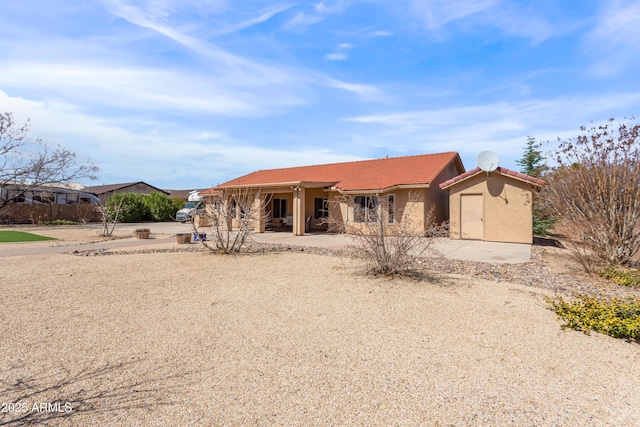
[215,181,337,191]
[440,170,544,190]
[336,184,430,195]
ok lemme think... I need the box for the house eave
[214,181,338,191]
[440,169,545,190]
[333,184,431,195]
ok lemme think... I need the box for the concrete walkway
[251,232,531,264]
[0,222,532,263]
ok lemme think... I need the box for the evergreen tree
[516,136,548,177]
[517,136,554,235]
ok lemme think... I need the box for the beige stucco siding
[448,173,534,244]
[428,160,460,224]
[304,188,329,230]
[328,189,426,235]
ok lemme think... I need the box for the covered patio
[209,182,335,236]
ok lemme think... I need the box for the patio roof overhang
[333,183,431,195]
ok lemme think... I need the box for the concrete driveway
[250,232,531,264]
[0,222,532,263]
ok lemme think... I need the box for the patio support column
[223,199,232,231]
[253,192,265,233]
[293,186,305,236]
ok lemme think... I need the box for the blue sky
[1,0,639,190]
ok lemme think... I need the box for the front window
[273,198,287,218]
[314,198,328,219]
[353,195,378,222]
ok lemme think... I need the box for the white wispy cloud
[584,0,640,76]
[0,90,360,186]
[408,0,500,30]
[0,61,306,116]
[325,42,353,61]
[315,0,350,15]
[283,11,324,30]
[399,0,564,43]
[212,4,295,36]
[99,0,377,101]
[326,52,348,61]
[345,92,640,165]
[324,78,381,97]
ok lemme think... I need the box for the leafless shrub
[323,192,447,276]
[96,198,125,237]
[541,118,640,272]
[0,112,98,212]
[194,188,270,254]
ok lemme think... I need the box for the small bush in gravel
[598,266,640,287]
[322,192,447,277]
[546,295,640,341]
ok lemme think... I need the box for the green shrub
[172,197,186,213]
[144,192,176,221]
[106,193,149,223]
[546,295,640,340]
[43,219,78,225]
[532,204,556,236]
[599,266,640,287]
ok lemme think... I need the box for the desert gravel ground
[1,226,640,426]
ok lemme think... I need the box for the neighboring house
[439,166,545,244]
[83,182,170,203]
[165,189,198,201]
[201,152,464,236]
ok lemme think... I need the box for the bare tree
[0,112,98,210]
[194,188,270,254]
[542,118,640,271]
[96,198,126,237]
[323,192,447,276]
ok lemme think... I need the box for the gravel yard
[1,241,640,426]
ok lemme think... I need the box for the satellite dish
[477,151,499,172]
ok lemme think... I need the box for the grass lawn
[0,231,56,242]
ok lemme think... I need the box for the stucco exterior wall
[448,173,534,244]
[304,188,329,230]
[427,160,461,224]
[327,189,426,235]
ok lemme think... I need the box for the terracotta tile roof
[439,166,546,189]
[214,152,461,192]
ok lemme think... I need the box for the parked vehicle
[0,184,100,205]
[175,191,204,222]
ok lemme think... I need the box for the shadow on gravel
[533,236,564,248]
[0,358,202,426]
